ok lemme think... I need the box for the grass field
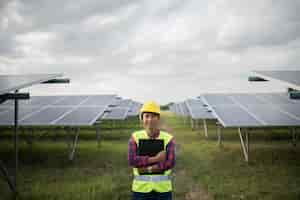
[0,111,300,199]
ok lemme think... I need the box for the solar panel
[172,104,178,114]
[54,106,106,126]
[20,106,72,125]
[25,96,66,106]
[175,104,181,115]
[201,94,234,106]
[185,99,215,119]
[169,102,194,117]
[189,108,214,119]
[212,105,262,127]
[185,99,204,107]
[0,106,42,125]
[203,93,300,127]
[0,95,120,108]
[102,108,129,120]
[254,70,300,90]
[127,102,142,116]
[229,93,266,105]
[170,104,175,113]
[127,109,140,116]
[0,107,9,113]
[0,74,62,95]
[80,95,116,106]
[256,93,300,105]
[118,99,133,107]
[179,102,190,116]
[172,103,180,115]
[169,104,175,113]
[202,93,300,107]
[242,104,300,126]
[0,96,59,107]
[273,104,300,119]
[0,100,14,106]
[52,96,88,106]
[0,95,117,126]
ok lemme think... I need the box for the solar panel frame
[254,70,300,90]
[0,74,63,95]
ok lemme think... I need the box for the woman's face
[142,112,160,131]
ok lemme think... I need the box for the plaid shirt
[128,130,175,171]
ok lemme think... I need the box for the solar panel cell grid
[203,93,300,127]
[20,107,72,125]
[55,106,106,126]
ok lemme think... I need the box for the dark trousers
[132,191,172,200]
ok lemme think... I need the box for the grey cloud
[0,32,19,57]
[216,0,300,50]
[17,0,140,27]
[1,0,300,103]
[0,0,10,10]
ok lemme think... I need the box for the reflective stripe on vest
[134,175,171,182]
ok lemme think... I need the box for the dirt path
[161,120,214,200]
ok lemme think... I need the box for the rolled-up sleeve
[157,138,176,171]
[128,137,149,167]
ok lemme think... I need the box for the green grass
[0,112,300,199]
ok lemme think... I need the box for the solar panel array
[169,99,215,120]
[0,95,116,126]
[0,95,143,125]
[202,93,300,128]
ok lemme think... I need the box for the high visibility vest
[131,130,173,193]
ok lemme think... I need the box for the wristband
[147,166,152,173]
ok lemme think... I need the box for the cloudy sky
[0,0,300,104]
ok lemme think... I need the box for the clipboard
[138,139,164,175]
[138,139,164,157]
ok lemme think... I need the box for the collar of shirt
[147,129,160,139]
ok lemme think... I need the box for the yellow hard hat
[140,101,160,119]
